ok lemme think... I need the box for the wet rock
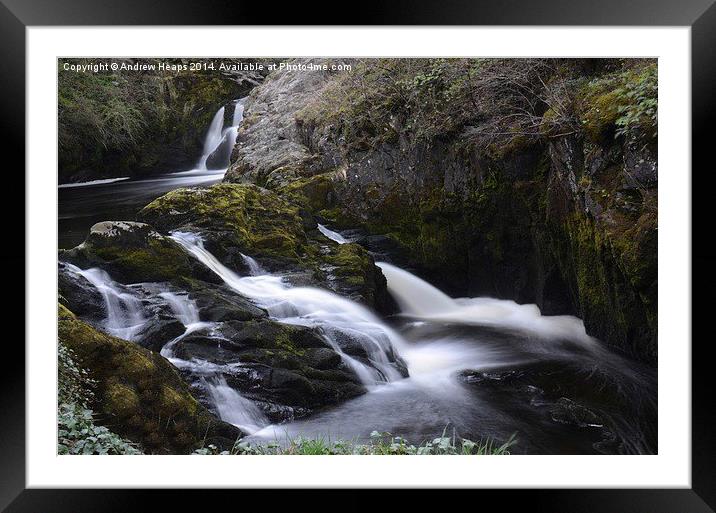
[302,347,343,370]
[58,303,243,454]
[60,221,200,284]
[134,317,186,352]
[549,397,604,428]
[168,316,365,414]
[58,262,105,320]
[177,278,267,322]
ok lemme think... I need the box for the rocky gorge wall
[224,58,658,362]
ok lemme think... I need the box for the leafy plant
[193,427,516,455]
[57,343,141,455]
[58,403,141,455]
[614,64,657,139]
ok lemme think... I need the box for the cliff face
[225,58,657,363]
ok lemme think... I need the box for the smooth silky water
[58,101,656,453]
[59,100,246,249]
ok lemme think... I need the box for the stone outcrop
[222,58,658,362]
[58,304,242,453]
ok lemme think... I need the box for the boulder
[138,182,393,310]
[60,221,201,284]
[58,304,243,454]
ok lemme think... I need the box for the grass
[194,427,517,455]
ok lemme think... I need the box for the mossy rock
[58,304,242,453]
[62,221,196,284]
[138,183,307,261]
[276,172,337,212]
[139,183,391,310]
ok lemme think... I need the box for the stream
[58,100,657,455]
[58,99,246,249]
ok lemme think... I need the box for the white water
[196,101,246,172]
[169,231,406,384]
[196,107,226,171]
[156,291,215,361]
[159,291,201,326]
[377,262,593,345]
[154,289,269,434]
[249,261,601,445]
[205,375,269,434]
[240,253,265,275]
[64,263,148,340]
[58,177,130,188]
[317,224,348,244]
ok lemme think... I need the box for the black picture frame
[2,1,712,511]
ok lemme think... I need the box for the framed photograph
[4,0,711,510]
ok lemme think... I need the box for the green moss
[276,172,336,212]
[139,183,306,260]
[58,304,241,453]
[64,222,194,283]
[577,62,657,143]
[104,383,140,418]
[273,330,306,357]
[91,237,192,282]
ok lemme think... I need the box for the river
[58,100,657,455]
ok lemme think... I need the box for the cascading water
[197,106,226,171]
[158,291,201,326]
[247,259,655,454]
[169,231,406,384]
[59,98,248,250]
[152,290,269,433]
[317,223,348,244]
[63,263,148,340]
[240,253,265,276]
[204,375,269,434]
[377,262,593,345]
[156,291,215,361]
[196,100,246,172]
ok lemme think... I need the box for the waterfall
[197,107,226,171]
[240,253,265,276]
[376,262,456,315]
[157,291,216,360]
[196,100,246,172]
[204,375,269,434]
[158,291,201,326]
[317,224,348,244]
[377,261,593,344]
[64,263,148,340]
[156,289,268,434]
[170,231,406,384]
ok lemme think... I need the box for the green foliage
[58,69,152,160]
[578,62,657,142]
[57,343,141,455]
[58,403,142,455]
[300,58,656,160]
[614,64,657,139]
[193,429,516,455]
